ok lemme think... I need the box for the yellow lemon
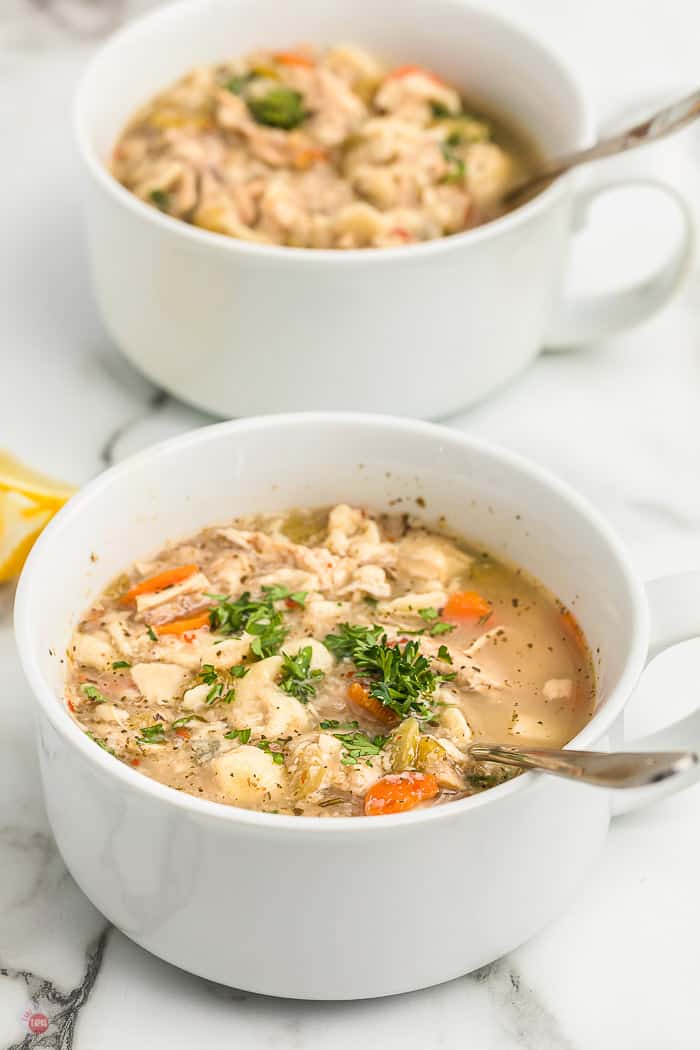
[0,451,76,582]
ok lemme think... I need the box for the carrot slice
[273,51,315,68]
[157,610,211,636]
[174,727,191,740]
[347,681,397,725]
[293,146,328,170]
[386,63,443,84]
[442,590,491,622]
[364,771,439,816]
[123,564,199,603]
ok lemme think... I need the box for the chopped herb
[429,621,456,636]
[261,584,291,602]
[419,608,439,622]
[112,660,131,670]
[437,644,453,663]
[81,683,108,704]
[209,591,287,658]
[319,718,359,731]
[225,72,254,95]
[172,715,205,729]
[86,731,116,756]
[324,623,454,720]
[147,625,158,642]
[334,730,386,766]
[229,665,249,679]
[319,796,345,808]
[440,142,466,184]
[278,646,324,703]
[247,87,307,129]
[224,727,252,744]
[288,590,308,608]
[257,739,286,765]
[430,100,452,118]
[137,723,166,745]
[197,664,236,705]
[364,595,379,608]
[446,130,463,147]
[149,188,170,210]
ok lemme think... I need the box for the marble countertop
[2,1,700,1046]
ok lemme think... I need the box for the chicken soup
[65,505,595,817]
[111,45,538,249]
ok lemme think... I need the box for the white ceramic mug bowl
[74,0,693,420]
[15,414,700,999]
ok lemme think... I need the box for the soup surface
[66,506,595,817]
[111,45,537,249]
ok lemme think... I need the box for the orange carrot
[347,681,397,725]
[157,610,211,636]
[122,564,199,603]
[364,771,439,816]
[386,63,443,84]
[273,51,315,68]
[174,727,191,740]
[442,590,491,622]
[293,146,328,170]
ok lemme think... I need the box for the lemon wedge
[0,451,76,582]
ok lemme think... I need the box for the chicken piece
[135,571,210,613]
[71,632,115,672]
[465,141,514,209]
[336,564,392,599]
[181,683,210,712]
[209,552,253,594]
[396,531,472,585]
[211,745,286,807]
[131,662,189,704]
[437,705,473,750]
[156,634,253,672]
[326,504,395,564]
[302,596,354,635]
[254,566,320,594]
[374,70,461,125]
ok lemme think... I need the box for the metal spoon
[505,88,700,206]
[469,743,698,789]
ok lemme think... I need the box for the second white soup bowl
[74,0,692,418]
[15,414,700,999]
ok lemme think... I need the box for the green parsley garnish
[225,72,254,95]
[81,683,108,704]
[288,591,308,608]
[429,621,456,636]
[172,715,205,729]
[419,607,439,622]
[112,660,131,670]
[229,665,249,679]
[137,723,166,745]
[257,739,286,765]
[324,623,454,720]
[430,100,453,118]
[437,644,453,663]
[87,731,116,756]
[440,142,466,184]
[247,87,307,130]
[319,718,360,731]
[278,646,324,703]
[197,664,236,705]
[147,625,158,642]
[209,590,287,659]
[149,189,170,211]
[224,727,252,744]
[333,730,387,766]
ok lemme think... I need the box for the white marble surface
[2,1,700,1046]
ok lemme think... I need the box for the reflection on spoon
[469,742,698,789]
[505,88,700,206]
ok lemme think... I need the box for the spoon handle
[507,88,700,202]
[469,744,698,789]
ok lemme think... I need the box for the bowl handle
[612,572,700,815]
[543,176,693,349]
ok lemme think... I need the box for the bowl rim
[14,412,649,834]
[72,0,597,264]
